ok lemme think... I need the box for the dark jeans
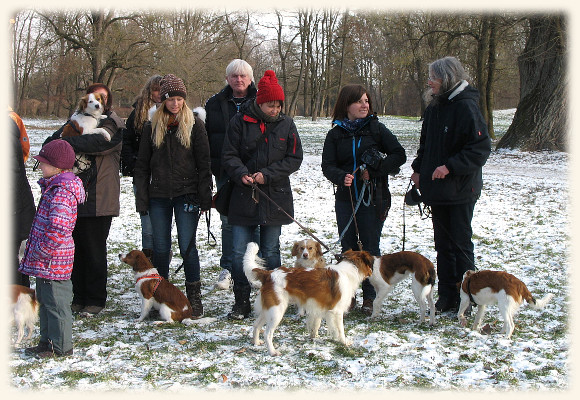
[336,199,387,300]
[149,195,201,282]
[231,224,281,292]
[36,278,73,354]
[431,202,476,299]
[216,175,259,273]
[71,216,112,308]
[133,184,154,250]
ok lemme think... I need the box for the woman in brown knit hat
[134,74,212,318]
[222,70,303,319]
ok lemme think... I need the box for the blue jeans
[231,224,281,291]
[133,184,154,249]
[216,175,258,273]
[149,195,201,282]
[336,199,387,300]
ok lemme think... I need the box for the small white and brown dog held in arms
[61,92,110,140]
[458,270,553,338]
[11,284,39,345]
[369,251,436,325]
[119,250,193,323]
[244,242,374,356]
[291,239,326,269]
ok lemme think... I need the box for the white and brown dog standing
[369,251,436,325]
[11,284,39,345]
[458,270,553,338]
[61,92,110,140]
[291,239,326,269]
[119,250,193,323]
[244,242,374,356]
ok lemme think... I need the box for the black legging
[431,202,476,300]
[71,216,112,308]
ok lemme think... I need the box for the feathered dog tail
[243,242,269,288]
[529,293,554,309]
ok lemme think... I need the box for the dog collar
[136,274,163,296]
[466,275,477,305]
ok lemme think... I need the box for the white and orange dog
[119,250,193,323]
[11,284,39,345]
[291,239,326,269]
[61,92,110,140]
[458,270,553,338]
[244,242,374,356]
[369,251,436,325]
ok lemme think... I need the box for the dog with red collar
[118,250,193,323]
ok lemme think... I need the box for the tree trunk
[497,15,567,151]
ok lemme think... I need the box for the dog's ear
[314,241,323,256]
[77,95,88,112]
[291,242,300,257]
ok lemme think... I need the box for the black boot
[142,248,153,263]
[228,284,251,320]
[185,281,203,319]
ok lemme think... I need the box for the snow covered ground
[9,109,570,393]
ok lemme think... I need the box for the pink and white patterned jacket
[19,171,86,280]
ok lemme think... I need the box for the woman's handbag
[212,179,234,216]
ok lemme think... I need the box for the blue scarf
[334,115,372,132]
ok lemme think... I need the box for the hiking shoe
[71,304,84,313]
[215,270,232,290]
[81,305,104,315]
[24,341,50,356]
[361,299,374,316]
[227,302,251,320]
[36,348,73,359]
[435,297,458,313]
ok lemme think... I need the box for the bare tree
[497,15,567,151]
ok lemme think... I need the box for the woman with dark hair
[411,56,491,313]
[43,82,125,315]
[121,75,163,257]
[134,74,212,318]
[322,84,406,315]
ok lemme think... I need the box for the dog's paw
[459,316,468,327]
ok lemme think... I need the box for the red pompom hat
[256,70,285,105]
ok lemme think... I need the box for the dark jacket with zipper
[205,83,257,179]
[44,110,124,218]
[322,115,406,214]
[134,115,213,213]
[120,102,144,177]
[411,82,491,206]
[222,102,303,226]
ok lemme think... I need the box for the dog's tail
[528,293,554,310]
[243,242,270,288]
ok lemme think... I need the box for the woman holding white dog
[410,57,491,313]
[322,84,406,315]
[134,74,212,319]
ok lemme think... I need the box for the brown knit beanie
[160,74,187,100]
[256,70,284,105]
[33,139,76,170]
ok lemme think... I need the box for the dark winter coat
[13,118,35,243]
[411,82,491,205]
[45,110,125,217]
[19,171,86,280]
[134,115,213,212]
[121,102,153,177]
[222,102,303,226]
[204,83,257,179]
[322,115,406,211]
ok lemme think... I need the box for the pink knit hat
[34,139,76,170]
[256,70,285,105]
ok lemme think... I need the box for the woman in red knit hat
[222,70,304,319]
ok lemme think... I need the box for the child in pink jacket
[19,139,86,358]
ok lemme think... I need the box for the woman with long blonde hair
[134,74,212,318]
